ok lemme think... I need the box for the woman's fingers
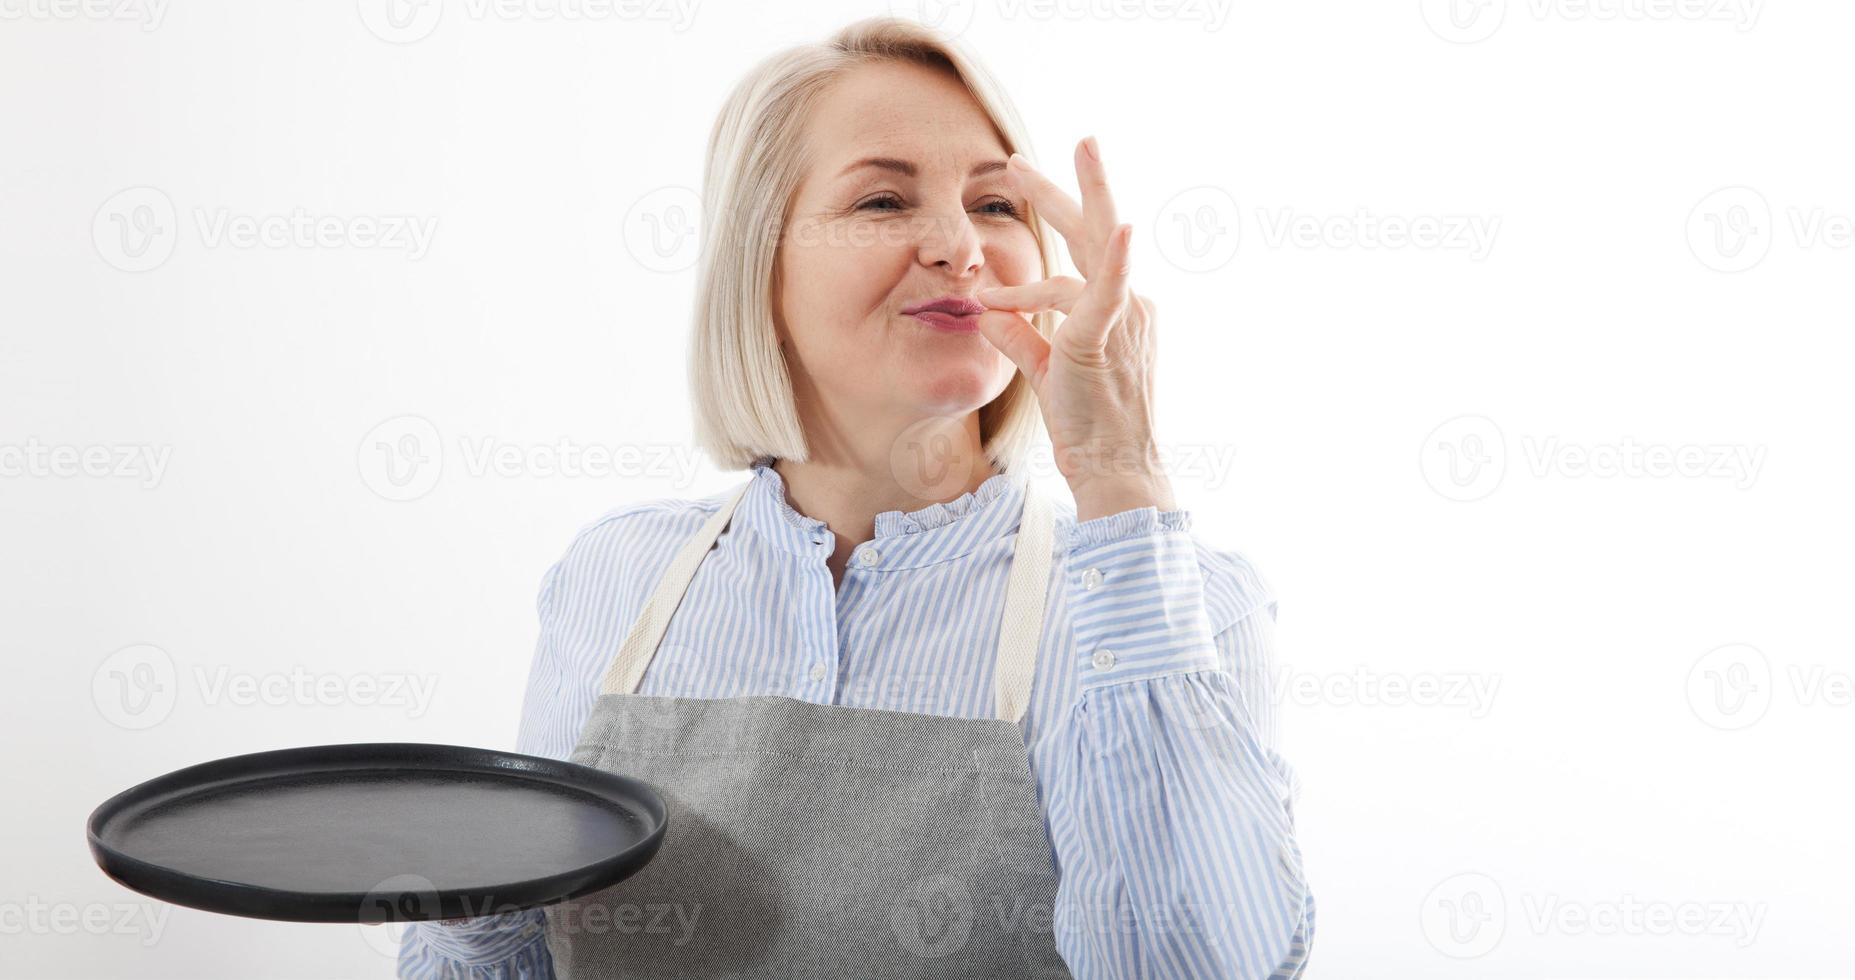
[1075,137,1119,260]
[1061,223,1134,353]
[1008,137,1121,280]
[977,276,1085,315]
[1005,153,1090,277]
[973,308,1053,387]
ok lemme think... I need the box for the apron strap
[597,480,755,697]
[596,475,1056,726]
[993,482,1053,725]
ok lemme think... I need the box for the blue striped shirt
[399,458,1314,978]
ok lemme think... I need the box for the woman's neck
[770,418,999,588]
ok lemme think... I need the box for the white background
[3,0,1851,976]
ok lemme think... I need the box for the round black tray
[87,742,667,923]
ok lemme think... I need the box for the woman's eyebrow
[835,157,1010,180]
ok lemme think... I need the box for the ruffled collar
[731,456,1031,569]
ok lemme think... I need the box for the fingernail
[1083,136,1099,161]
[1006,152,1025,169]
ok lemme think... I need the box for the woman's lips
[906,310,983,333]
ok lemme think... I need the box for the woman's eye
[978,198,1023,218]
[857,194,904,212]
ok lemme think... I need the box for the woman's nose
[913,206,984,274]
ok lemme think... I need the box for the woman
[401,16,1312,979]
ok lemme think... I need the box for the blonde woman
[402,16,1312,979]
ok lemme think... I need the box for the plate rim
[86,741,668,924]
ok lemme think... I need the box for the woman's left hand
[975,136,1177,523]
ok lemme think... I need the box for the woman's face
[775,59,1041,452]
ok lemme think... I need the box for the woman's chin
[903,363,1011,414]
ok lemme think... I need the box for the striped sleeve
[396,564,564,979]
[1050,506,1314,978]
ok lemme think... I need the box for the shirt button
[1091,648,1116,670]
[809,663,827,682]
[858,548,880,568]
[1082,567,1104,591]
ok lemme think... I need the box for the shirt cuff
[1063,506,1222,689]
[402,910,550,974]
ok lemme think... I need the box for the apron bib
[542,477,1074,979]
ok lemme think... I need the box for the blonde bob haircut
[688,16,1059,474]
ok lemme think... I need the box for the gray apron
[542,477,1075,979]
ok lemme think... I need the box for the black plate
[87,742,667,923]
